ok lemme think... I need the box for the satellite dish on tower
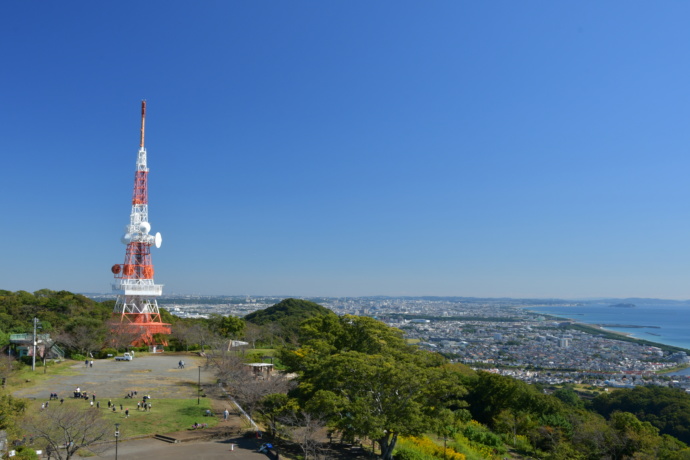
[154,232,162,248]
[140,222,151,234]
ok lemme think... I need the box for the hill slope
[244,298,336,341]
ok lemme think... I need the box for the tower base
[112,295,170,347]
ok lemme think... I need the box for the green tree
[208,314,245,339]
[494,409,535,447]
[281,315,470,460]
[299,351,428,459]
[257,393,300,438]
[593,386,690,444]
[606,411,661,460]
[0,391,27,439]
[553,386,584,409]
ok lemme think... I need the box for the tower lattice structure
[110,101,170,346]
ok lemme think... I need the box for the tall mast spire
[140,100,146,148]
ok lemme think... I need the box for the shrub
[98,348,117,359]
[394,446,429,460]
[462,422,504,449]
[397,436,466,460]
[13,446,39,460]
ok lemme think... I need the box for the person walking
[125,409,129,418]
[223,409,229,420]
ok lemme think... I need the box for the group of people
[73,387,92,400]
[137,401,153,411]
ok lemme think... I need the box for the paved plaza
[13,354,276,459]
[13,354,215,401]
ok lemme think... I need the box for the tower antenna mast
[140,100,146,148]
[110,100,169,348]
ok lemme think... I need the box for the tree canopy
[279,314,472,460]
[0,290,110,335]
[593,386,690,445]
[244,298,337,343]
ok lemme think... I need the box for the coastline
[526,308,690,354]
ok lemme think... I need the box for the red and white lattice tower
[110,101,170,346]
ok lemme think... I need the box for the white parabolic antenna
[154,232,162,248]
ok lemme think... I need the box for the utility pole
[32,317,38,372]
[115,423,120,460]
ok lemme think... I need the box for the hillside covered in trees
[244,298,336,343]
[3,290,690,459]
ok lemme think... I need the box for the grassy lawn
[6,360,79,389]
[245,348,276,358]
[658,363,690,374]
[105,398,218,437]
[28,397,217,438]
[244,348,286,369]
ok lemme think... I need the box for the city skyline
[3,3,690,299]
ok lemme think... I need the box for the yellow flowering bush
[396,436,466,460]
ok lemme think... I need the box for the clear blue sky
[3,2,690,299]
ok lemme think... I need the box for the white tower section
[110,101,169,342]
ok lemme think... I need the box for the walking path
[74,434,273,459]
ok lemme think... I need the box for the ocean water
[527,304,690,376]
[527,304,690,351]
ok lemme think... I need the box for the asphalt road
[75,436,275,460]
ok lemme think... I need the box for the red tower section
[111,101,170,348]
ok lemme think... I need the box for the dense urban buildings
[87,294,690,391]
